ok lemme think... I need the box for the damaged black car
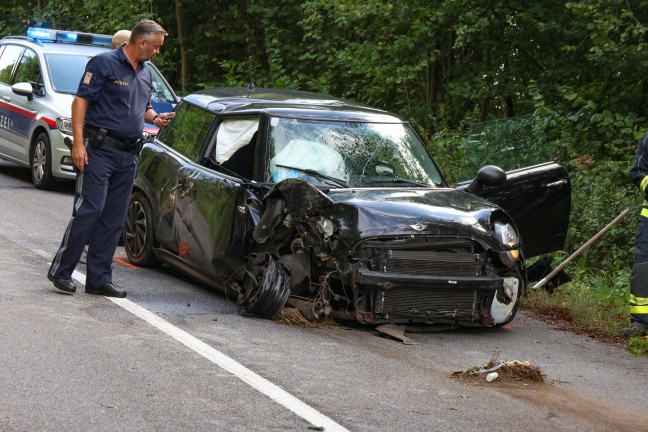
[123,88,571,328]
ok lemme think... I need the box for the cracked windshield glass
[266,117,444,187]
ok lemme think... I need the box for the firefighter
[625,131,648,335]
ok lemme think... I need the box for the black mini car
[123,88,570,328]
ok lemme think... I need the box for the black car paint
[124,88,571,328]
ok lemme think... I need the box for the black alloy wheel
[123,191,162,268]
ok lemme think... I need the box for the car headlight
[493,220,520,266]
[56,117,73,135]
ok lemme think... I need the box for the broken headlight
[493,220,520,266]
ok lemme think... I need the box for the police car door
[0,44,28,160]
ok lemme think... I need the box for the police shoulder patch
[83,71,93,85]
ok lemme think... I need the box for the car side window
[457,115,551,183]
[0,44,24,85]
[14,48,43,96]
[210,118,259,179]
[156,102,215,161]
[149,66,175,104]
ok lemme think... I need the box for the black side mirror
[466,165,506,194]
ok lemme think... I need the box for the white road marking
[72,271,348,432]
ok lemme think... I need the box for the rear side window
[157,102,215,161]
[0,44,24,85]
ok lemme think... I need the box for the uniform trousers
[49,142,137,289]
[630,214,648,326]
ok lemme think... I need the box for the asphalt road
[1,160,647,432]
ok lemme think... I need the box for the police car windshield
[45,54,93,94]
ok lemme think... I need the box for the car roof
[183,87,407,123]
[0,36,108,56]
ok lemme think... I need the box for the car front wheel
[30,132,57,189]
[240,253,290,319]
[124,191,162,268]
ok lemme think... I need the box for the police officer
[48,20,174,297]
[625,131,648,335]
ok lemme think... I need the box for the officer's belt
[84,125,139,152]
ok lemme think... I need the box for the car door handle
[2,96,10,102]
[172,177,194,196]
[545,179,567,188]
[219,178,235,190]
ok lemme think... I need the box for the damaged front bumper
[354,269,520,326]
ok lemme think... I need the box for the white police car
[0,28,178,189]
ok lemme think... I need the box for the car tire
[123,191,163,268]
[241,254,290,319]
[30,131,57,190]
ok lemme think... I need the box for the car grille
[358,237,484,276]
[380,287,480,320]
[354,236,491,322]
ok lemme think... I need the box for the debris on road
[376,324,419,344]
[453,359,545,384]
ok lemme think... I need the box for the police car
[0,28,178,189]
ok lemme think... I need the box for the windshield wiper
[365,178,432,187]
[275,164,350,188]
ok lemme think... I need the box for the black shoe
[47,272,76,294]
[85,283,127,298]
[620,321,648,337]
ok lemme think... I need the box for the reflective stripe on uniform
[641,207,648,218]
[629,294,648,315]
[630,305,648,314]
[630,294,648,306]
[641,175,648,193]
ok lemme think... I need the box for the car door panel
[173,165,244,279]
[0,44,28,160]
[458,162,571,258]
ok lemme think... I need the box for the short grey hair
[129,20,167,43]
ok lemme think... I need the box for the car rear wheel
[124,191,162,268]
[30,132,57,189]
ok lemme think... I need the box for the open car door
[455,116,571,258]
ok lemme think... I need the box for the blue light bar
[27,28,56,40]
[26,27,112,47]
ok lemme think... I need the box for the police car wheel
[30,132,57,190]
[123,191,162,268]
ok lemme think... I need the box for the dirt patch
[274,306,336,328]
[452,359,545,387]
[521,305,630,346]
[453,357,648,430]
[526,304,573,325]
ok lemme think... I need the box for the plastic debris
[486,372,499,382]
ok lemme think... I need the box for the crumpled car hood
[323,187,502,243]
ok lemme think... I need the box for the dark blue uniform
[49,46,152,290]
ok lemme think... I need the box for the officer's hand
[154,112,176,128]
[71,140,87,172]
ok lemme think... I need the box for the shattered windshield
[266,117,444,187]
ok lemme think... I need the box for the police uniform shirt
[76,45,153,140]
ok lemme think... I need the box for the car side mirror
[466,165,506,194]
[12,82,34,101]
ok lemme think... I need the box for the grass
[522,269,648,356]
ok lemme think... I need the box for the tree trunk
[175,0,188,93]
